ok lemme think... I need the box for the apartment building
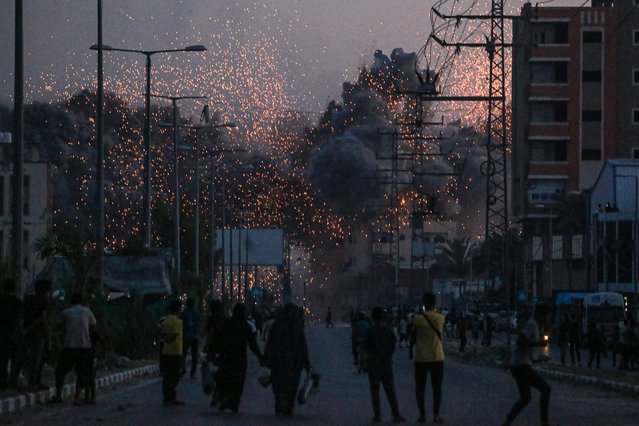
[512,0,639,298]
[0,134,51,291]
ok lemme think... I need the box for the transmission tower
[415,0,516,284]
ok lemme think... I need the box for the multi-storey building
[512,0,639,299]
[0,134,51,292]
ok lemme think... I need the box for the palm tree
[437,237,473,277]
[35,228,96,296]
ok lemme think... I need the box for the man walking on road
[264,303,311,416]
[161,301,184,406]
[502,303,554,426]
[365,306,406,423]
[412,292,445,424]
[53,293,96,404]
[325,307,334,328]
[180,298,200,379]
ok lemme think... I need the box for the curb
[0,364,159,416]
[536,367,639,396]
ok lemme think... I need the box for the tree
[437,237,473,278]
[34,228,96,296]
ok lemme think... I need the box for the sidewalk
[444,334,639,396]
[0,364,159,416]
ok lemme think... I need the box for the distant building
[512,1,639,299]
[0,135,51,292]
[590,159,639,319]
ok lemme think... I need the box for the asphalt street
[4,325,637,425]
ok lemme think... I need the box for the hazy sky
[0,0,585,112]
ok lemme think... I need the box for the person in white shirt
[53,293,96,404]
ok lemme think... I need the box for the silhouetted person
[0,279,22,389]
[161,300,184,406]
[205,299,227,407]
[53,293,96,404]
[181,298,201,379]
[412,293,445,424]
[264,303,310,415]
[12,279,53,389]
[458,315,469,352]
[586,321,605,369]
[557,316,569,366]
[325,307,334,328]
[213,303,263,413]
[365,306,405,423]
[567,314,581,366]
[502,304,553,426]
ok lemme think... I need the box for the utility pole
[96,0,105,295]
[412,0,514,295]
[13,0,24,298]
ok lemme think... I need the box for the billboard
[216,228,284,266]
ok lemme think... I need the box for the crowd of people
[350,293,446,423]
[160,298,312,417]
[556,315,639,371]
[3,278,638,424]
[348,297,563,425]
[0,278,102,405]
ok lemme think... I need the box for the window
[0,176,3,216]
[583,31,602,43]
[531,101,568,123]
[581,149,602,160]
[633,109,639,124]
[634,30,639,45]
[583,70,602,82]
[582,110,602,122]
[634,69,639,85]
[633,148,639,159]
[529,139,568,162]
[533,22,569,45]
[531,62,568,84]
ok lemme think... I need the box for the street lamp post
[90,43,206,249]
[155,95,206,287]
[536,204,554,299]
[617,174,638,321]
[95,0,105,295]
[13,0,24,297]
[174,123,235,283]
[207,148,244,300]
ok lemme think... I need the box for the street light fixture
[89,43,207,249]
[617,174,638,321]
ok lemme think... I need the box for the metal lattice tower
[483,0,509,277]
[416,0,513,282]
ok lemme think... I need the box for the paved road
[4,325,637,425]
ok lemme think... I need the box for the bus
[583,292,626,334]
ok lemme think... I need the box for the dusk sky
[0,0,585,116]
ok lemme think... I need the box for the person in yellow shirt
[411,293,445,424]
[161,301,184,406]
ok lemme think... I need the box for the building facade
[0,138,51,292]
[512,1,639,300]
